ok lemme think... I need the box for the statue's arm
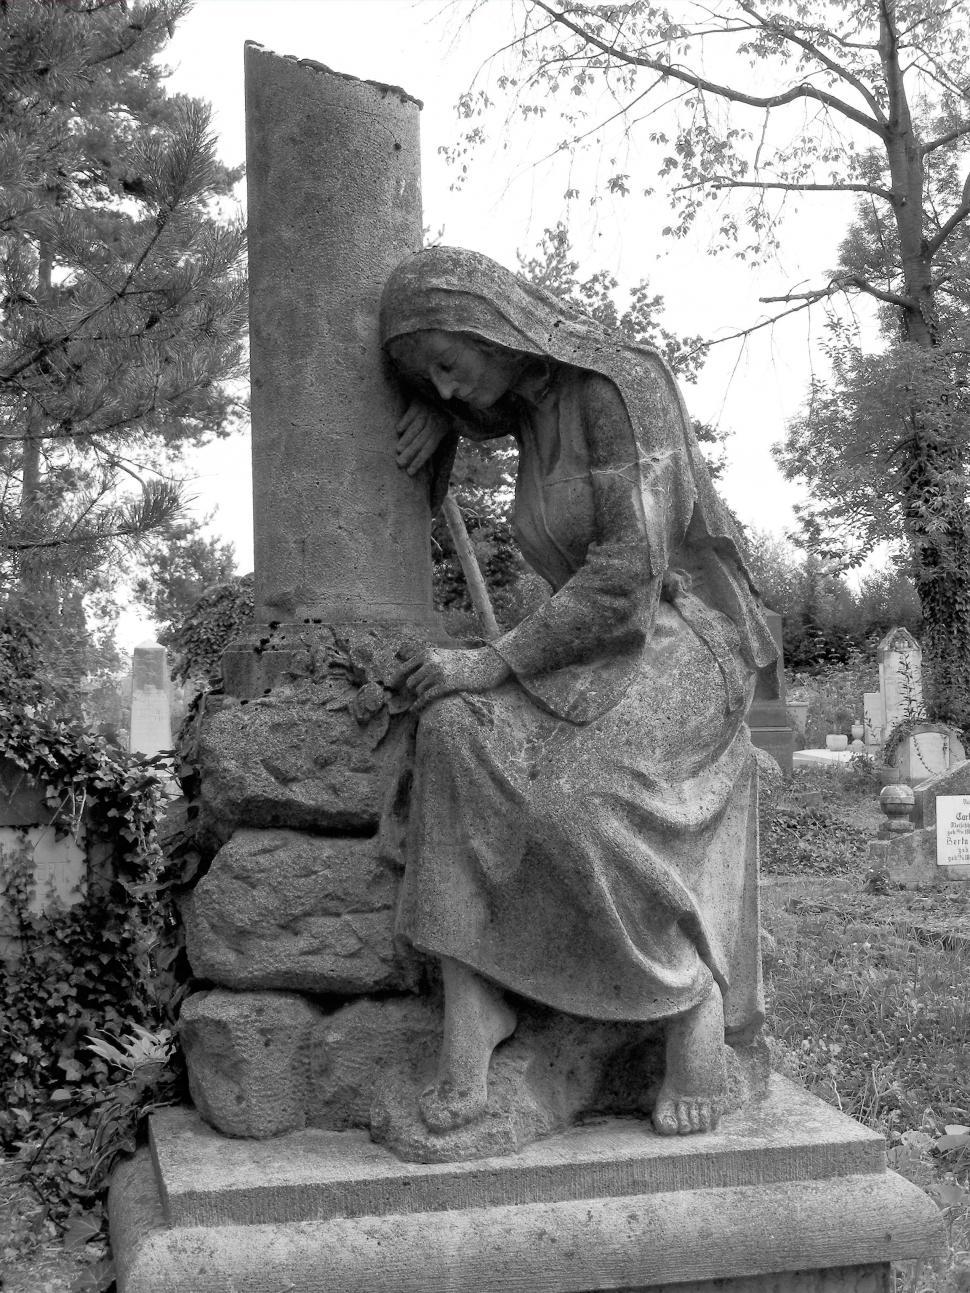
[491,375,672,679]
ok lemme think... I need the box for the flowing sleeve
[491,374,695,713]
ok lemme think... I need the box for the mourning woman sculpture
[381,246,776,1139]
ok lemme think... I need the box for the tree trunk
[897,408,970,726]
[877,4,970,724]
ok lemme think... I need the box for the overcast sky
[124,0,858,645]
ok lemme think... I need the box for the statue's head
[381,245,558,356]
[385,328,528,411]
[379,244,660,407]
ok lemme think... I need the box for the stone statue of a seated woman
[376,245,777,1151]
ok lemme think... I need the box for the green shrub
[0,850,184,1222]
[787,652,878,747]
[0,702,188,1248]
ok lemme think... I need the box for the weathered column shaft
[245,45,432,625]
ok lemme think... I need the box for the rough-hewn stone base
[109,1077,940,1292]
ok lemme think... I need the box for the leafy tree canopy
[452,0,970,721]
[0,0,247,590]
[132,519,237,651]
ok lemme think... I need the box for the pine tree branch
[530,0,888,139]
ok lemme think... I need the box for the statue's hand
[391,646,510,711]
[396,400,450,475]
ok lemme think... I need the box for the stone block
[892,724,965,784]
[869,826,970,885]
[309,996,441,1129]
[197,681,411,839]
[110,1077,941,1292]
[180,991,439,1139]
[183,828,418,994]
[179,990,320,1138]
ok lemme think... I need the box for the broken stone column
[245,42,431,630]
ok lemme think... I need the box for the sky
[124,0,860,646]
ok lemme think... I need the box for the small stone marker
[936,796,970,871]
[128,640,172,757]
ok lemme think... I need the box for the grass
[762,765,970,1293]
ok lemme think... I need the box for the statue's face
[390,330,523,411]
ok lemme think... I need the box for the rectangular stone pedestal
[110,1077,940,1292]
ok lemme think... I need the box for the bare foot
[653,978,726,1136]
[419,957,517,1133]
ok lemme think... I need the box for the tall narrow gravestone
[108,48,940,1293]
[128,640,172,757]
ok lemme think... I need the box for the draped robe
[381,247,777,1035]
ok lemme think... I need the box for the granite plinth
[109,1077,941,1292]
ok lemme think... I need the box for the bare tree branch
[925,171,970,258]
[737,0,887,123]
[922,121,970,157]
[530,0,887,139]
[761,272,914,310]
[675,176,898,202]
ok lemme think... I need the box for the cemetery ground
[0,766,967,1292]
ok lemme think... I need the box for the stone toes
[418,1080,483,1133]
[652,1100,679,1137]
[654,1093,722,1137]
[676,1100,697,1134]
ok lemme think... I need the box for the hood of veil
[381,247,776,672]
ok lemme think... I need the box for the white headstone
[936,795,970,870]
[129,640,172,757]
[877,627,924,735]
[862,690,884,747]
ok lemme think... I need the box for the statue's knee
[417,693,474,754]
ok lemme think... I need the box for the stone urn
[878,782,915,835]
[850,722,865,743]
[825,734,849,751]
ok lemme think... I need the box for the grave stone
[861,627,964,783]
[936,795,970,877]
[748,609,795,774]
[864,626,923,749]
[867,761,970,885]
[0,760,88,962]
[128,640,172,757]
[108,46,941,1293]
